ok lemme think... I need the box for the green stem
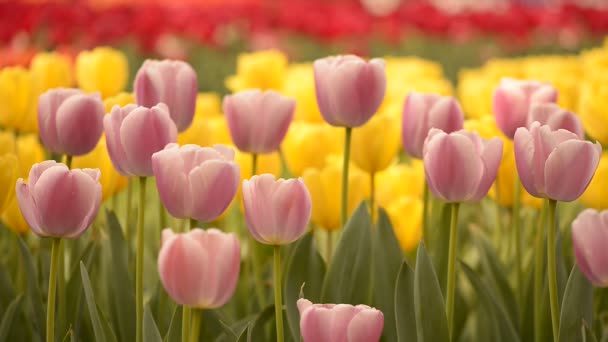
[136,176,147,342]
[46,238,61,342]
[547,199,559,342]
[326,230,332,264]
[370,172,375,227]
[273,245,284,342]
[514,175,523,311]
[65,155,72,169]
[422,181,429,247]
[252,153,258,176]
[182,306,191,342]
[190,308,202,342]
[159,200,167,230]
[126,179,133,243]
[341,127,352,228]
[494,172,502,233]
[446,202,460,340]
[534,202,548,342]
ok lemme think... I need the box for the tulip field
[2,1,608,342]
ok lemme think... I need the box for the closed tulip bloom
[38,88,105,156]
[386,196,423,252]
[225,49,287,92]
[528,103,585,139]
[572,209,608,287]
[223,90,295,154]
[581,152,608,210]
[351,113,400,174]
[30,52,73,91]
[424,129,503,203]
[579,80,608,146]
[0,154,18,215]
[282,122,343,176]
[401,92,464,159]
[72,136,122,201]
[514,122,602,202]
[178,115,231,148]
[104,104,178,177]
[152,144,240,222]
[242,174,311,245]
[0,67,39,133]
[103,92,135,113]
[158,228,240,308]
[76,46,128,98]
[297,298,384,342]
[16,160,102,238]
[313,55,386,127]
[134,59,198,132]
[492,78,558,139]
[282,63,324,122]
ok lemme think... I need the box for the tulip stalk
[341,127,352,228]
[190,309,202,342]
[370,172,376,227]
[136,176,147,342]
[273,245,284,342]
[547,199,559,342]
[250,153,266,308]
[513,175,523,309]
[182,306,191,342]
[534,202,547,342]
[422,181,429,247]
[446,202,460,340]
[46,237,61,342]
[126,179,133,242]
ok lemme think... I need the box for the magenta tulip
[15,160,102,238]
[492,78,558,139]
[152,143,240,222]
[158,228,240,308]
[402,92,464,159]
[527,103,585,139]
[38,88,105,156]
[223,89,295,154]
[104,104,178,177]
[297,298,384,342]
[572,209,608,287]
[423,129,503,203]
[242,174,311,245]
[313,55,386,127]
[514,122,601,201]
[134,59,198,132]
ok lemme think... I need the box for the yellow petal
[282,122,343,176]
[386,196,423,252]
[225,49,287,92]
[76,46,129,98]
[580,152,608,210]
[0,154,18,214]
[351,114,400,174]
[30,51,73,91]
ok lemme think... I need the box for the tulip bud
[572,209,608,287]
[313,55,386,128]
[16,160,102,238]
[282,122,343,176]
[528,103,584,139]
[30,52,73,91]
[0,67,39,133]
[103,92,135,113]
[580,152,608,210]
[134,59,198,132]
[282,63,324,122]
[351,113,400,174]
[75,46,128,98]
[38,88,105,156]
[0,154,18,215]
[158,228,240,308]
[579,80,608,146]
[225,49,288,92]
[178,116,231,148]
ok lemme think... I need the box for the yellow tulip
[30,52,73,91]
[464,116,505,140]
[282,122,343,176]
[302,157,369,231]
[178,115,231,147]
[0,154,18,214]
[580,152,608,210]
[14,134,45,177]
[0,131,16,155]
[76,46,129,98]
[579,80,608,146]
[282,63,324,122]
[2,196,29,234]
[225,49,287,92]
[103,92,135,113]
[0,67,39,133]
[71,136,121,201]
[457,68,495,118]
[521,55,581,111]
[386,196,423,252]
[351,114,401,174]
[375,161,425,208]
[195,92,222,118]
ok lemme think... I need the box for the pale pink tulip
[572,209,608,287]
[527,103,585,139]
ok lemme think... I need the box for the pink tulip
[492,78,558,139]
[572,209,608,287]
[527,103,585,139]
[401,92,464,159]
[423,129,503,203]
[104,104,178,177]
[152,144,240,222]
[514,122,601,201]
[242,174,311,245]
[158,228,240,308]
[15,160,101,238]
[134,59,198,132]
[313,55,386,127]
[223,90,295,154]
[297,298,384,342]
[38,88,105,156]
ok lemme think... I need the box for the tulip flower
[75,46,128,98]
[581,152,608,210]
[104,103,178,177]
[528,103,584,139]
[194,92,222,118]
[401,92,464,159]
[2,197,29,234]
[14,134,46,178]
[103,92,135,113]
[351,113,400,174]
[38,88,105,156]
[178,116,231,148]
[297,298,384,342]
[134,59,198,132]
[72,136,123,201]
[282,122,343,176]
[386,196,423,252]
[0,154,18,215]
[282,63,324,122]
[492,78,558,139]
[225,49,288,92]
[0,67,39,133]
[572,209,608,287]
[223,89,295,154]
[30,52,73,91]
[578,80,608,146]
[152,144,240,222]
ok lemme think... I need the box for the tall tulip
[528,103,584,139]
[75,46,128,98]
[572,209,608,287]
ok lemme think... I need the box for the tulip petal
[189,161,240,222]
[347,309,384,342]
[104,106,132,176]
[152,148,190,218]
[472,138,503,201]
[15,179,44,236]
[55,94,105,155]
[572,209,608,286]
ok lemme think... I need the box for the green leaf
[284,232,326,341]
[582,319,597,342]
[65,240,97,341]
[430,203,452,294]
[163,306,181,342]
[247,305,275,342]
[0,294,22,342]
[461,263,521,342]
[80,262,117,342]
[372,209,403,342]
[413,244,449,342]
[18,237,45,340]
[322,202,372,305]
[144,306,163,342]
[558,265,593,342]
[394,261,416,342]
